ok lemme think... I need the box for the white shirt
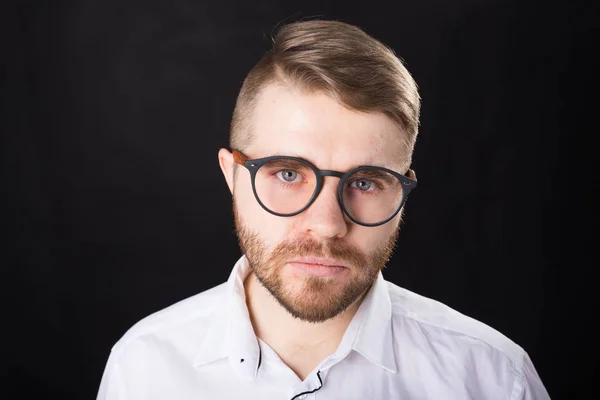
[97,256,550,399]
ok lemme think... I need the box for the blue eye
[277,170,299,182]
[350,179,373,191]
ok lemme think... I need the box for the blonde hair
[230,19,421,168]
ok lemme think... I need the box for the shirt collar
[193,256,398,377]
[350,270,398,373]
[193,256,261,381]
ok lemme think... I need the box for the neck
[244,272,364,380]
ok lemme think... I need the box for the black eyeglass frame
[232,149,417,227]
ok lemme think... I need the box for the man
[97,19,550,399]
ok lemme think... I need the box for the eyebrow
[270,153,393,169]
[263,158,312,169]
[350,169,398,184]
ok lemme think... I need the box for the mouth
[287,257,349,277]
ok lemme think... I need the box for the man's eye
[277,170,299,182]
[349,179,374,191]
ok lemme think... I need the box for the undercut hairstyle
[229,19,421,169]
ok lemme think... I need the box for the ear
[218,148,235,194]
[407,168,417,181]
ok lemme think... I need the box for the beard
[233,203,400,323]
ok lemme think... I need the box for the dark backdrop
[1,0,596,398]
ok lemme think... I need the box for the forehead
[246,83,407,171]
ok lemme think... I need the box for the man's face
[221,84,409,323]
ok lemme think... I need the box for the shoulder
[386,280,525,368]
[110,282,228,354]
[96,283,230,398]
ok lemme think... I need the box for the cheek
[234,176,290,246]
[350,223,397,252]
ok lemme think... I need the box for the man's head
[218,19,421,323]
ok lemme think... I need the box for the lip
[287,257,348,277]
[291,257,347,268]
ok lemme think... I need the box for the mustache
[268,236,367,268]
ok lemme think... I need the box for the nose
[300,177,348,239]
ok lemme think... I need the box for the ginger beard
[233,203,400,323]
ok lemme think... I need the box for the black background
[1,0,596,398]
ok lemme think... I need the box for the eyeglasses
[232,150,417,227]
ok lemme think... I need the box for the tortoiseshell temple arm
[232,149,249,166]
